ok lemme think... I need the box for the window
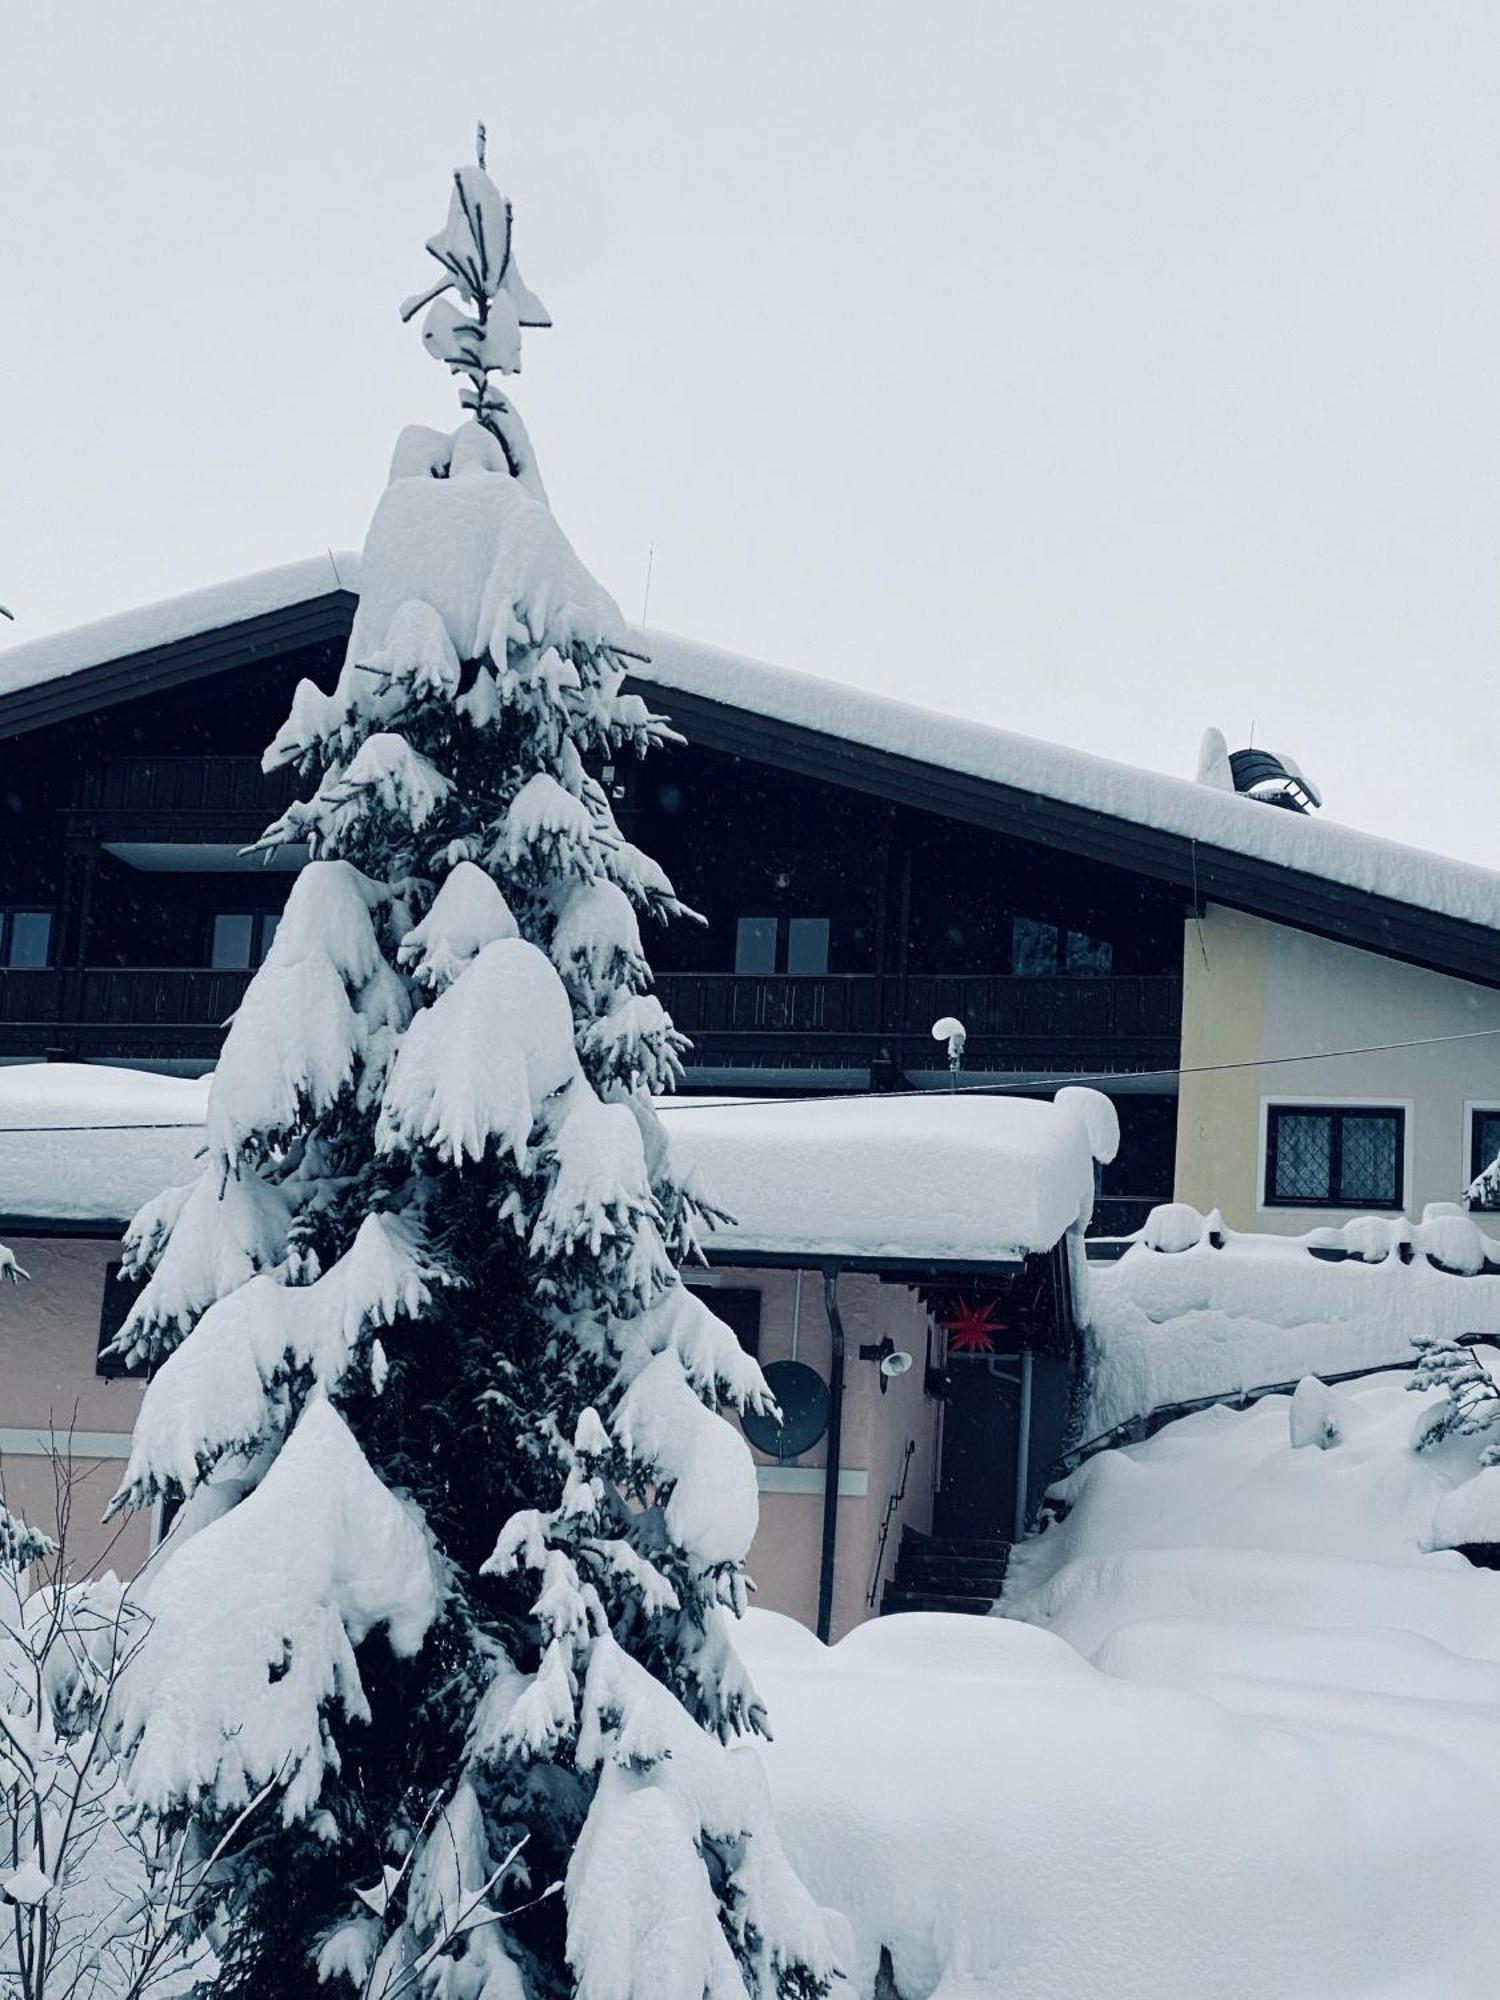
[735,917,778,974]
[694,1286,762,1357]
[734,916,830,976]
[1011,917,1112,977]
[211,911,280,969]
[1470,1109,1500,1211]
[96,1262,148,1379]
[1066,931,1113,976]
[1,910,53,968]
[1265,1105,1404,1209]
[786,917,830,975]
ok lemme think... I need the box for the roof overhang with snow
[0,1068,1108,1266]
[6,558,1500,987]
[658,1092,1108,1272]
[0,556,358,737]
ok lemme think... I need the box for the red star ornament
[939,1297,1006,1355]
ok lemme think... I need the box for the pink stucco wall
[4,1238,939,1639]
[0,1234,151,1580]
[695,1267,940,1641]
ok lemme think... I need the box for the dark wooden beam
[0,593,357,741]
[632,679,1500,991]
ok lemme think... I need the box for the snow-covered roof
[0,1066,208,1227]
[0,1064,1108,1265]
[0,553,358,703]
[7,553,1500,940]
[638,628,1500,936]
[658,1088,1113,1266]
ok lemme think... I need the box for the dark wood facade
[0,601,1193,1225]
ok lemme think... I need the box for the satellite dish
[741,1360,831,1462]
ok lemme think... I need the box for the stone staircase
[880,1526,1010,1615]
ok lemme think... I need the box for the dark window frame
[1469,1108,1500,1212]
[732,915,830,977]
[96,1261,149,1379]
[690,1285,762,1358]
[1010,914,1114,978]
[0,908,55,969]
[210,909,280,970]
[1263,1103,1406,1211]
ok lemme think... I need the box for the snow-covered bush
[108,142,840,1999]
[1409,1336,1500,1455]
[1,1477,214,1999]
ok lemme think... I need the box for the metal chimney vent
[1228,748,1322,815]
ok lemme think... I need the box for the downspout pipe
[816,1264,847,1645]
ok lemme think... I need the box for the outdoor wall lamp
[858,1335,915,1393]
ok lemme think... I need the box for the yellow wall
[1176,906,1500,1233]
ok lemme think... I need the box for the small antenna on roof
[641,543,655,625]
[475,121,487,170]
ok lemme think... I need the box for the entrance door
[933,1350,1024,1541]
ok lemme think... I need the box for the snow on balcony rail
[1086,1203,1500,1438]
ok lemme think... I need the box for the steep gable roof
[4,556,1499,985]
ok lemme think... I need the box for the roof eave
[0,589,358,742]
[630,676,1500,992]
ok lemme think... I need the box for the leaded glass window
[1265,1106,1403,1210]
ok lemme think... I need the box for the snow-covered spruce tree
[1409,1334,1500,1456]
[108,146,841,2000]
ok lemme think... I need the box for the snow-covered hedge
[1086,1203,1500,1439]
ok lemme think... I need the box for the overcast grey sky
[2,2,1497,864]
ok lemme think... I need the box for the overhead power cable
[3,1016,1500,1134]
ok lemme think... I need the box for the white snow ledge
[635,626,1500,936]
[0,553,360,701]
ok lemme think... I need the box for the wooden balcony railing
[69,756,300,832]
[0,966,1182,1073]
[0,966,255,1061]
[654,970,1181,1070]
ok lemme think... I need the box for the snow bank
[0,1064,208,1224]
[0,553,358,701]
[742,1377,1500,1997]
[639,628,1500,934]
[658,1089,1113,1264]
[741,1597,1500,1995]
[1431,1464,1500,1551]
[1086,1206,1500,1437]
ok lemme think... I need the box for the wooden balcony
[0,966,1182,1076]
[654,970,1182,1075]
[0,966,255,1063]
[67,756,301,843]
